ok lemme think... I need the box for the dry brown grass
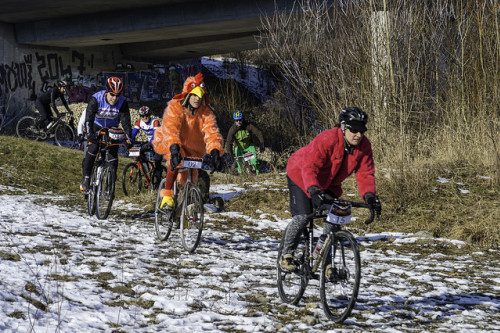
[249,0,499,248]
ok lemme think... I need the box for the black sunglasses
[348,128,366,135]
[109,92,121,97]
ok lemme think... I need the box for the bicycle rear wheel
[87,165,99,216]
[96,166,115,220]
[277,226,309,304]
[180,182,204,253]
[16,116,39,141]
[154,179,174,241]
[54,123,75,148]
[320,230,361,323]
[122,162,142,196]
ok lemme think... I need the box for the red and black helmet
[138,105,150,116]
[106,76,123,95]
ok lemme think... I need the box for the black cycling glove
[210,149,221,171]
[308,186,326,209]
[170,144,181,171]
[364,192,382,215]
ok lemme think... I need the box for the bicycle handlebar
[307,199,377,225]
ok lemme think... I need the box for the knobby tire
[122,162,142,196]
[277,226,308,304]
[16,116,39,141]
[96,166,115,220]
[180,182,204,253]
[54,123,76,148]
[319,230,361,323]
[154,179,174,241]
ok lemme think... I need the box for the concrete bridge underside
[0,0,293,62]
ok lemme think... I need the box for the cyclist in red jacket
[280,107,382,271]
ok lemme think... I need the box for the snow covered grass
[0,188,498,332]
[0,132,499,331]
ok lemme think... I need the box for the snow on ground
[0,184,499,332]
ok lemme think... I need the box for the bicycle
[154,156,213,253]
[228,150,260,175]
[122,142,167,196]
[86,127,126,220]
[277,198,378,323]
[16,112,76,148]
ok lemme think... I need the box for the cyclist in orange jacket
[153,73,224,209]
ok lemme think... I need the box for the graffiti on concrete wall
[0,50,95,99]
[0,54,36,99]
[1,48,201,105]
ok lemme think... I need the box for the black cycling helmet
[106,76,124,95]
[339,107,368,132]
[57,79,69,88]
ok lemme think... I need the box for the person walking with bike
[279,107,382,271]
[131,105,163,189]
[35,79,72,130]
[152,73,224,209]
[224,110,265,175]
[80,76,132,192]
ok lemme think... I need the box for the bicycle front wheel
[154,179,174,241]
[87,165,99,216]
[180,182,204,253]
[277,226,309,304]
[122,162,142,196]
[320,230,361,323]
[96,166,115,220]
[16,116,39,141]
[54,123,75,148]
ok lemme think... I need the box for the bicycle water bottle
[313,234,327,259]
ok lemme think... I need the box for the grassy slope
[0,135,497,249]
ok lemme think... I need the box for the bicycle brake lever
[364,207,375,225]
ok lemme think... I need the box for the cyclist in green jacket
[224,110,264,175]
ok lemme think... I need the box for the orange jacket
[152,74,223,165]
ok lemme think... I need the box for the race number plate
[128,148,140,157]
[243,152,255,161]
[326,213,352,225]
[182,158,203,169]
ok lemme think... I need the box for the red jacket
[286,127,376,199]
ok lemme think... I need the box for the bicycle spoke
[54,123,75,148]
[320,231,361,323]
[277,228,308,304]
[16,116,39,141]
[122,163,142,196]
[155,179,174,241]
[180,183,204,253]
[96,166,115,220]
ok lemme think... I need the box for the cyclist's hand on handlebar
[210,149,221,171]
[364,192,382,216]
[308,186,329,209]
[141,141,153,152]
[170,144,181,171]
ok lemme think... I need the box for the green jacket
[224,121,264,154]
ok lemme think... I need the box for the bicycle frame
[305,200,375,276]
[128,147,155,187]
